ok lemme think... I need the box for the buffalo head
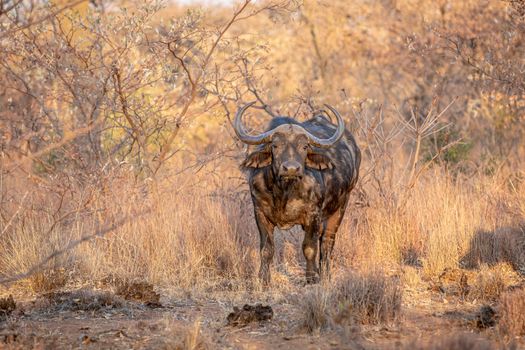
[234,102,345,180]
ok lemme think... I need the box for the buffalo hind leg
[303,220,321,284]
[320,206,346,281]
[254,208,275,286]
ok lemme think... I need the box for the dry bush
[333,271,402,325]
[469,263,520,302]
[499,288,525,337]
[73,166,259,293]
[332,166,525,282]
[183,319,207,350]
[0,213,77,293]
[404,332,496,350]
[0,295,16,322]
[299,285,333,333]
[298,270,402,333]
[39,289,125,313]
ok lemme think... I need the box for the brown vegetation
[299,271,402,333]
[499,288,525,337]
[0,295,16,322]
[0,0,524,348]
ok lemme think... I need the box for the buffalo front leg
[319,206,346,281]
[303,220,321,284]
[254,208,275,286]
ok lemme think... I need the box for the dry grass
[299,285,333,333]
[469,263,521,302]
[77,176,259,293]
[183,319,207,350]
[38,289,125,313]
[298,270,402,333]
[499,288,525,337]
[1,165,524,298]
[330,167,525,284]
[333,271,402,325]
[0,213,77,293]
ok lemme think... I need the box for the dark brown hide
[240,115,361,285]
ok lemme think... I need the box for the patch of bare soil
[227,304,273,327]
[1,275,525,350]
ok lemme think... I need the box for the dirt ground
[1,276,524,350]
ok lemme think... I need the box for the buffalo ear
[306,152,333,170]
[241,150,272,169]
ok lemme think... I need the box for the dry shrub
[30,268,68,294]
[115,280,161,307]
[499,288,525,337]
[183,319,207,350]
[404,332,495,350]
[40,289,124,313]
[334,271,402,325]
[299,271,402,333]
[0,295,16,321]
[299,285,333,333]
[335,168,525,282]
[71,169,261,294]
[469,263,520,302]
[0,213,76,292]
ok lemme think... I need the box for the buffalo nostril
[281,162,302,177]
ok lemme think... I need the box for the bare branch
[0,210,150,286]
[1,0,87,38]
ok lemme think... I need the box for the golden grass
[299,285,333,333]
[298,269,401,334]
[333,270,402,325]
[469,263,521,302]
[333,167,525,280]
[499,288,525,337]
[0,152,524,350]
[1,163,524,297]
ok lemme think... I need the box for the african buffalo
[234,102,361,284]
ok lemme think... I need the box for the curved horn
[234,101,277,145]
[306,104,345,148]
